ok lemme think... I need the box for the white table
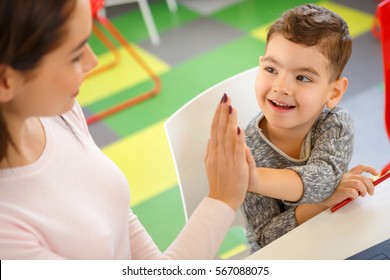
[246,177,390,260]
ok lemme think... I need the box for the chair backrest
[378,0,390,139]
[164,67,259,229]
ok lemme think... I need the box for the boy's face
[255,33,340,135]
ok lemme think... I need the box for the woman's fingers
[205,93,249,211]
[217,97,231,151]
[225,105,238,155]
[210,94,226,147]
[210,93,235,153]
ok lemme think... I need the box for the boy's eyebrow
[295,66,320,77]
[70,36,90,54]
[263,56,320,77]
[263,56,280,66]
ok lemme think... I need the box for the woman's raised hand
[205,93,251,211]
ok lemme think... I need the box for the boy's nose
[272,75,293,95]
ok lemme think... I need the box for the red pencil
[330,171,390,213]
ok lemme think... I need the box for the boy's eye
[296,75,311,82]
[264,67,276,74]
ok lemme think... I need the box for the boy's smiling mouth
[269,99,296,111]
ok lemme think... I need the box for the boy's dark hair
[266,4,352,81]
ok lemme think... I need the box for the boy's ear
[326,77,348,109]
[0,66,17,103]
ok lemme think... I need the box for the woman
[0,0,250,259]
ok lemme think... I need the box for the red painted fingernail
[237,127,241,135]
[220,93,227,103]
[229,105,232,114]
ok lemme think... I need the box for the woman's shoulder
[60,101,92,139]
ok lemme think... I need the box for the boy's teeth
[273,100,289,107]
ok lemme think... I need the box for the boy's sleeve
[243,193,297,251]
[285,108,354,205]
[256,208,297,249]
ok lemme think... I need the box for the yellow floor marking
[317,1,373,38]
[79,45,169,106]
[219,244,249,260]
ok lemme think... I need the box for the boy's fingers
[346,175,375,197]
[205,139,211,161]
[349,164,379,176]
[246,146,255,167]
[360,175,375,196]
[345,188,359,200]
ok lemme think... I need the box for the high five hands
[205,93,255,211]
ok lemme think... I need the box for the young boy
[242,4,355,253]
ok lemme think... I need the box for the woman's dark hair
[0,0,77,161]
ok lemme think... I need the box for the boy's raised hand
[205,94,251,211]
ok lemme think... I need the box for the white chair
[164,67,259,259]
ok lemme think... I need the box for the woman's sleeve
[129,197,235,260]
[286,109,354,205]
[0,214,65,260]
